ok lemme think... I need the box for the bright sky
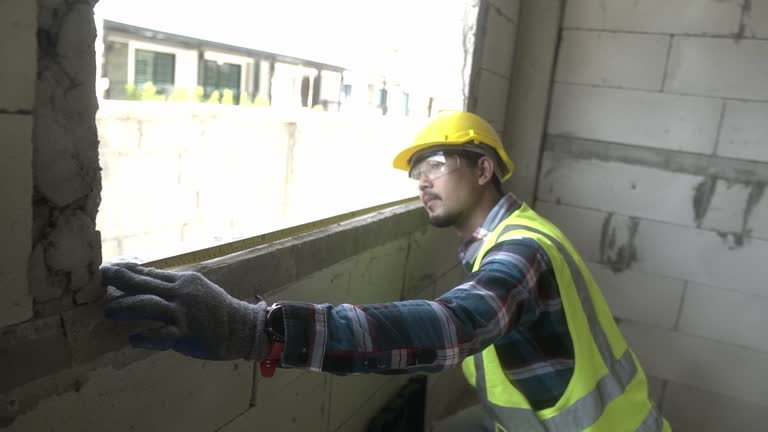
[95,0,471,97]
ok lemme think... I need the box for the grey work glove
[101,263,270,361]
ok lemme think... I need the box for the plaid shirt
[279,194,574,410]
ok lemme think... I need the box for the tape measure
[142,196,420,269]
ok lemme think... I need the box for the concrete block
[198,204,425,303]
[679,282,768,353]
[403,226,461,299]
[563,0,742,35]
[0,316,72,393]
[475,69,510,127]
[290,224,401,289]
[481,3,518,78]
[745,0,768,39]
[537,152,701,227]
[663,381,768,431]
[268,239,408,306]
[329,374,407,430]
[555,31,669,90]
[4,352,253,432]
[0,114,33,326]
[665,37,768,101]
[620,321,768,405]
[717,100,768,163]
[634,217,768,296]
[346,239,408,304]
[223,370,329,432]
[0,0,35,111]
[533,202,603,263]
[333,376,409,432]
[61,300,165,366]
[534,202,768,296]
[586,262,684,329]
[548,84,721,154]
[699,179,751,234]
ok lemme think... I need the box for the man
[102,111,670,431]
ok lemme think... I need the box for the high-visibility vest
[461,203,671,431]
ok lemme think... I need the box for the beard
[428,211,461,228]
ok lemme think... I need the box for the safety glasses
[408,152,462,181]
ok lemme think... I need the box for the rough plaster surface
[31,0,103,309]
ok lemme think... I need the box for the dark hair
[447,150,504,194]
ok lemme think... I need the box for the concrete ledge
[196,202,425,300]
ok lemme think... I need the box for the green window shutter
[203,60,219,96]
[202,60,241,98]
[220,63,241,92]
[153,52,175,86]
[134,50,153,85]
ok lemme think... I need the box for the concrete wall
[537,0,768,429]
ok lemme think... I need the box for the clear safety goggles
[408,152,462,181]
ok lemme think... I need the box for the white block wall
[540,1,768,429]
[471,0,520,132]
[0,0,35,326]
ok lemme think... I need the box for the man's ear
[477,157,495,186]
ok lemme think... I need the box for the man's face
[409,152,481,228]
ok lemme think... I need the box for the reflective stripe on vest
[469,223,664,431]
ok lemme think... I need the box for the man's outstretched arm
[101,238,548,373]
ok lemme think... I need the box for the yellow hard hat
[392,111,514,181]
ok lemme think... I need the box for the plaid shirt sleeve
[278,238,550,374]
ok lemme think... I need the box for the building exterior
[98,20,426,116]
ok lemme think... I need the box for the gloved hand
[101,263,270,361]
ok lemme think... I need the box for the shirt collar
[458,193,522,272]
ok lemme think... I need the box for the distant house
[100,20,349,110]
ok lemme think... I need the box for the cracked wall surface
[536,0,768,429]
[33,0,103,311]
